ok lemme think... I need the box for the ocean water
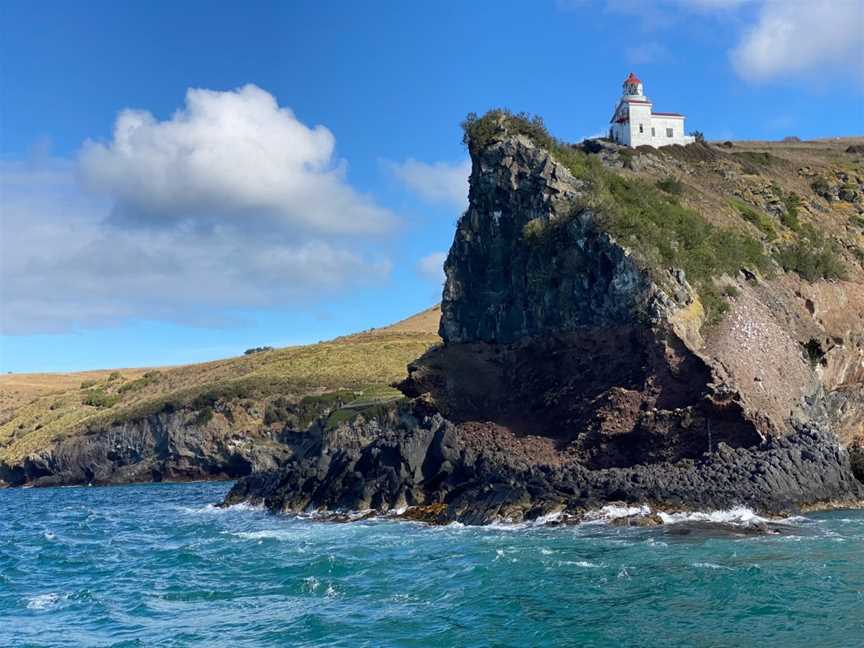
[1,483,862,648]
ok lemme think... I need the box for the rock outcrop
[225,126,864,522]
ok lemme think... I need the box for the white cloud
[731,1,863,82]
[417,252,447,284]
[79,84,395,235]
[1,86,396,335]
[388,158,470,210]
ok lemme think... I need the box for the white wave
[26,593,65,610]
[231,529,299,541]
[692,562,732,570]
[556,559,602,568]
[178,502,264,515]
[583,504,651,524]
[657,506,770,527]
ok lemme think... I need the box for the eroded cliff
[224,115,864,522]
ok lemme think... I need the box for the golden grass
[0,306,441,463]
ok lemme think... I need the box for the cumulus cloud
[79,84,395,235]
[417,252,447,284]
[387,159,470,210]
[730,1,864,82]
[1,86,395,335]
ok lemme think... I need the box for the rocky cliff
[226,114,864,522]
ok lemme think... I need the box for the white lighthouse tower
[609,72,695,148]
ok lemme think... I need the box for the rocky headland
[225,114,864,523]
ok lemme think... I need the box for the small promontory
[224,113,864,523]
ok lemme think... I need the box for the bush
[781,193,801,231]
[656,176,685,195]
[462,109,554,155]
[690,131,705,143]
[522,217,547,242]
[461,109,599,179]
[118,370,161,394]
[244,346,274,355]
[82,389,120,408]
[592,174,771,324]
[732,200,777,240]
[774,227,846,281]
[80,379,97,389]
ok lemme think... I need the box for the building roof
[624,72,642,85]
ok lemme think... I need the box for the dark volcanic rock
[224,400,863,524]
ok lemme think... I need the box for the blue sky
[1,0,862,372]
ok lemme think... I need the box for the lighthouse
[609,73,695,148]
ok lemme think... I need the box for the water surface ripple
[1,482,862,647]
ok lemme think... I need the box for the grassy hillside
[0,306,441,464]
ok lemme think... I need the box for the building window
[666,128,674,137]
[651,127,655,137]
[639,124,644,133]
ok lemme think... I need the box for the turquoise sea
[1,482,862,647]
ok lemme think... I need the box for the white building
[609,72,695,148]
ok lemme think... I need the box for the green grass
[656,176,685,195]
[0,315,440,464]
[81,389,120,409]
[774,225,846,281]
[781,193,802,231]
[731,199,777,240]
[595,176,770,323]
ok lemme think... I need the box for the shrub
[80,379,97,389]
[461,109,599,179]
[118,371,161,394]
[522,217,547,242]
[656,176,685,195]
[462,109,554,155]
[781,193,801,231]
[732,200,776,240]
[774,226,846,281]
[82,389,120,408]
[732,151,776,168]
[108,371,122,381]
[592,174,771,324]
[690,131,705,143]
[244,346,274,355]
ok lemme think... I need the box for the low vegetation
[731,199,777,240]
[0,309,441,463]
[774,226,846,281]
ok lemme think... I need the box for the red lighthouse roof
[624,72,642,85]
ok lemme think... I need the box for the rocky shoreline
[222,404,864,525]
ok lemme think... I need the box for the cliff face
[402,133,761,467]
[224,126,864,522]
